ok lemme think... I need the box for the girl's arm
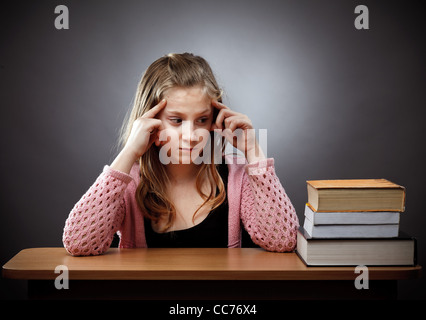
[240,158,299,252]
[62,166,133,256]
[63,99,166,255]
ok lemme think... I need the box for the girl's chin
[170,153,204,165]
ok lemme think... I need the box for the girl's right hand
[123,99,167,160]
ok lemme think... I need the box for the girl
[63,53,299,256]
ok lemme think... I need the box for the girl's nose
[181,120,198,142]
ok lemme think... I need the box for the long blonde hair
[120,53,226,232]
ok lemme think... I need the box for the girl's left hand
[210,100,265,163]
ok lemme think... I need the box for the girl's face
[157,86,214,164]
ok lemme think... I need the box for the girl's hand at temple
[211,100,265,163]
[125,99,167,158]
[110,99,166,173]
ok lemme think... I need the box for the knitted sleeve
[62,166,133,256]
[240,159,299,252]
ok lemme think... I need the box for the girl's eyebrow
[166,108,211,116]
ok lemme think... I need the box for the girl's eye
[169,117,209,125]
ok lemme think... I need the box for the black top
[144,163,229,248]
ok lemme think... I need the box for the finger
[146,118,164,134]
[221,128,239,144]
[226,115,252,133]
[215,108,235,129]
[153,132,162,147]
[142,99,167,119]
[154,134,162,147]
[211,99,230,111]
[224,116,243,132]
[151,122,167,147]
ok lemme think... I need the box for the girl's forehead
[163,86,212,115]
[165,85,208,101]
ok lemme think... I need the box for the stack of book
[296,179,417,266]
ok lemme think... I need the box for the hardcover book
[296,227,416,266]
[303,217,399,238]
[304,203,400,225]
[306,179,406,212]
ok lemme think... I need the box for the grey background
[1,0,425,299]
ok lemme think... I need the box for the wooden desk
[2,247,422,300]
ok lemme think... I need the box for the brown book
[307,179,406,212]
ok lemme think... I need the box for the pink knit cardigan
[62,156,299,256]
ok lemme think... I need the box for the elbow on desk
[257,234,298,253]
[256,217,299,253]
[61,212,117,256]
[63,241,109,257]
[62,232,111,257]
